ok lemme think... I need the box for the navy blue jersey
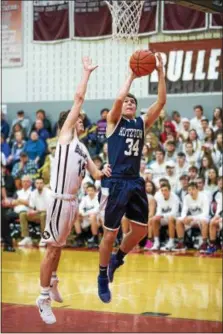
[107,116,144,178]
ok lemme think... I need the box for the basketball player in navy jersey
[98,53,166,303]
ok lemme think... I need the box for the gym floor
[1,248,222,333]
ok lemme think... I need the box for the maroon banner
[161,1,207,33]
[33,1,69,41]
[138,0,158,36]
[149,39,222,94]
[74,1,112,38]
[210,13,223,29]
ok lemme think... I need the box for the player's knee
[168,216,175,223]
[103,230,117,244]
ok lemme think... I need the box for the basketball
[129,50,156,77]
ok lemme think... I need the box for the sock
[178,237,184,243]
[93,235,98,244]
[154,237,159,244]
[169,238,174,244]
[50,272,57,287]
[40,286,50,299]
[99,265,108,278]
[115,249,127,263]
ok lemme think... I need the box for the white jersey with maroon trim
[50,135,90,195]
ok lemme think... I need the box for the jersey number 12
[124,138,139,156]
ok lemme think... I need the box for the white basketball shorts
[42,193,78,247]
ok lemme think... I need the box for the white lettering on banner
[195,50,206,80]
[208,49,221,80]
[167,51,184,82]
[150,48,221,83]
[182,51,193,81]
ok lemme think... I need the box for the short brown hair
[58,110,70,130]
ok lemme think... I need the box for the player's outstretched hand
[82,56,98,73]
[102,164,112,178]
[155,52,164,74]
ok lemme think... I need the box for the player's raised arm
[59,57,98,140]
[143,53,166,129]
[107,71,137,126]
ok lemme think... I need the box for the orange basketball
[129,50,156,77]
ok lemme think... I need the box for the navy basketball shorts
[99,177,148,231]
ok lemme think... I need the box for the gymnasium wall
[2,1,221,125]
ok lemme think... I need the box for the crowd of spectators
[1,105,222,254]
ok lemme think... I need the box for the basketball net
[104,1,145,42]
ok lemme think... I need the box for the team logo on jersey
[75,144,87,159]
[42,231,51,240]
[162,207,172,213]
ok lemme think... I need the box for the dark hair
[155,148,165,156]
[35,177,44,182]
[58,110,70,130]
[177,152,186,158]
[161,183,171,190]
[20,152,28,157]
[159,178,169,186]
[179,174,189,180]
[100,108,109,115]
[207,168,218,186]
[36,109,46,117]
[212,107,223,126]
[189,166,198,172]
[127,93,138,106]
[166,140,176,147]
[205,128,215,143]
[189,129,198,141]
[201,118,209,123]
[194,105,203,113]
[17,110,24,115]
[188,182,198,189]
[145,180,156,196]
[196,176,205,183]
[172,111,180,118]
[86,184,96,191]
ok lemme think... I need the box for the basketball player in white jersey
[36,57,111,324]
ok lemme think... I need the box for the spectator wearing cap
[190,105,204,134]
[23,131,45,166]
[171,111,183,132]
[8,131,26,166]
[11,152,38,181]
[31,109,52,135]
[10,110,31,138]
[1,111,10,139]
[209,107,223,131]
[199,118,209,141]
[180,118,190,141]
[176,174,189,202]
[175,152,189,179]
[160,121,177,144]
[165,160,177,193]
[96,108,109,154]
[212,131,223,169]
[164,140,177,162]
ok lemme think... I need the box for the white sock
[40,286,50,299]
[154,237,159,244]
[50,272,58,286]
[169,238,174,244]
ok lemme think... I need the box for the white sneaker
[38,239,47,247]
[18,237,33,246]
[50,279,63,303]
[160,241,175,251]
[150,242,160,251]
[36,296,56,324]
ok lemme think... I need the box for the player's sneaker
[18,237,33,246]
[173,242,186,251]
[199,242,208,253]
[50,278,63,303]
[108,254,124,283]
[150,242,160,251]
[97,276,111,303]
[144,240,153,250]
[36,296,56,324]
[160,240,175,251]
[206,244,218,254]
